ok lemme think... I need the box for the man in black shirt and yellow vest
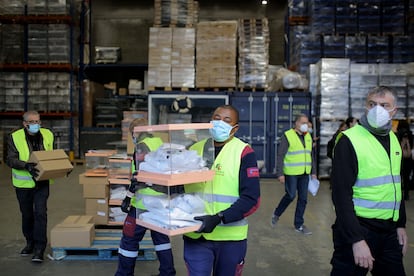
[330,86,408,275]
[6,110,54,263]
[271,114,317,235]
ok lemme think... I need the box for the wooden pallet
[51,229,156,261]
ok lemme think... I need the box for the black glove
[128,172,139,193]
[194,214,222,233]
[121,172,139,213]
[25,162,39,178]
[121,196,131,213]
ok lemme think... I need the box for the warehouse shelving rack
[0,3,78,154]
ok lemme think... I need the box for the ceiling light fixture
[261,0,268,5]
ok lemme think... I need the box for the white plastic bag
[308,176,320,196]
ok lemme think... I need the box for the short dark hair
[216,105,239,123]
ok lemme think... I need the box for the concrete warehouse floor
[0,163,413,276]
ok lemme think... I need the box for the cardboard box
[79,173,109,198]
[50,215,95,248]
[85,198,109,225]
[29,149,73,181]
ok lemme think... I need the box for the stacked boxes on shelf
[82,150,116,225]
[0,24,24,63]
[0,72,24,111]
[408,63,414,122]
[196,20,238,88]
[238,18,270,90]
[27,72,73,112]
[0,0,25,14]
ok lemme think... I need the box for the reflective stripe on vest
[11,128,54,188]
[185,137,249,241]
[344,125,402,221]
[283,129,312,175]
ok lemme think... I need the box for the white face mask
[366,105,392,128]
[299,123,308,133]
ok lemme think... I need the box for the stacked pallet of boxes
[238,18,270,90]
[148,0,197,88]
[81,150,115,225]
[196,20,238,88]
[408,63,414,127]
[314,58,350,178]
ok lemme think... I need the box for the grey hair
[366,86,397,104]
[23,110,40,121]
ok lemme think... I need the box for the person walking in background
[271,114,317,235]
[330,86,408,275]
[183,105,261,275]
[115,118,176,276]
[6,110,54,263]
[327,116,358,160]
[396,119,413,201]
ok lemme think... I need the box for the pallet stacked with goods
[148,0,198,90]
[195,20,238,89]
[0,0,79,156]
[286,0,414,75]
[237,18,270,90]
[287,0,414,178]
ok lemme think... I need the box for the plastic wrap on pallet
[393,36,414,63]
[288,0,309,17]
[335,2,358,34]
[316,58,350,120]
[153,0,196,27]
[382,1,405,35]
[345,35,367,63]
[309,0,335,35]
[367,36,389,63]
[358,1,381,34]
[238,18,270,89]
[0,0,25,14]
[322,35,345,58]
[1,72,24,112]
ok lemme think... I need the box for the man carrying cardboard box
[6,110,54,263]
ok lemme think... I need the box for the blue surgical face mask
[28,124,40,134]
[209,120,234,142]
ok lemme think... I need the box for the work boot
[32,249,44,263]
[20,244,34,256]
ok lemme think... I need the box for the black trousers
[15,181,49,252]
[331,225,406,276]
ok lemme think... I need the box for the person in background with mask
[183,105,261,275]
[115,118,176,276]
[330,86,408,275]
[271,114,317,235]
[6,110,54,263]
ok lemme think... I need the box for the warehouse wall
[91,0,287,65]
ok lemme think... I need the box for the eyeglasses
[25,120,41,124]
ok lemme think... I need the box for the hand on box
[194,214,222,233]
[25,162,39,178]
